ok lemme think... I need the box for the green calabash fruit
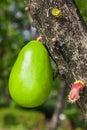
[9,40,53,107]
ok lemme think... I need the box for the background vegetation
[0,0,87,129]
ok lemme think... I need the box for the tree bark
[25,0,87,120]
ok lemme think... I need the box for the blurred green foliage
[0,0,30,106]
[75,0,87,23]
[0,108,48,130]
[0,0,87,130]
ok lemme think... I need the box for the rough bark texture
[25,0,87,120]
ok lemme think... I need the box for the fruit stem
[36,35,42,41]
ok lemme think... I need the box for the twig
[50,81,66,130]
[24,0,29,5]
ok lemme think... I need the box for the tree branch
[50,81,66,130]
[24,0,87,121]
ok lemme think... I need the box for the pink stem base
[68,82,84,103]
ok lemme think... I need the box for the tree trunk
[25,0,87,120]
